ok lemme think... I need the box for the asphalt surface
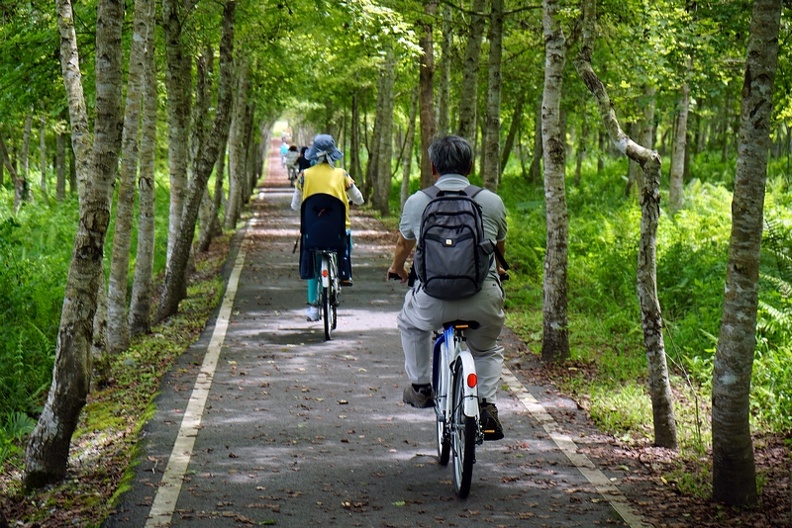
[104,140,648,528]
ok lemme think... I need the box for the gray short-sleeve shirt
[399,174,507,278]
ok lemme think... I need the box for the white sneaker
[306,305,320,322]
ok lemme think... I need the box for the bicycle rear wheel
[322,286,332,340]
[451,363,475,498]
[435,340,450,465]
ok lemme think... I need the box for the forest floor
[506,341,792,527]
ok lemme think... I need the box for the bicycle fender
[456,351,480,418]
[320,256,330,288]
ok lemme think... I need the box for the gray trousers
[397,280,505,403]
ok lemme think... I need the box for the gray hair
[428,135,473,176]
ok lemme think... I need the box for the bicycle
[390,270,510,498]
[287,164,298,186]
[433,319,483,498]
[312,248,340,340]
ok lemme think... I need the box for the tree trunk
[0,133,24,208]
[720,88,731,163]
[401,87,419,209]
[365,86,382,201]
[481,0,504,192]
[457,0,487,144]
[437,4,452,137]
[668,80,690,212]
[39,116,49,202]
[712,0,780,507]
[224,59,248,231]
[418,2,436,189]
[349,91,363,183]
[91,272,109,379]
[194,50,217,252]
[25,0,124,489]
[573,0,677,449]
[21,113,32,184]
[56,118,67,201]
[162,0,193,272]
[597,130,604,174]
[108,0,153,354]
[155,1,235,323]
[574,111,588,187]
[372,47,395,215]
[242,101,256,199]
[17,113,32,209]
[625,122,641,197]
[500,90,524,179]
[129,5,158,337]
[68,140,77,195]
[197,125,227,254]
[630,85,657,196]
[540,0,570,363]
[528,94,542,184]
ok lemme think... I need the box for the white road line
[145,244,247,527]
[501,367,652,528]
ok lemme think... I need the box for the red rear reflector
[322,270,329,278]
[467,373,477,388]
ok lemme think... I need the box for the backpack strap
[463,184,483,198]
[420,185,441,199]
[493,245,509,271]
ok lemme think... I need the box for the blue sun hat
[305,134,343,165]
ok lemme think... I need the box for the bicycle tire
[435,339,450,465]
[437,409,450,466]
[322,286,332,340]
[330,260,338,331]
[451,363,475,498]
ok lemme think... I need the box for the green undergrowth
[0,233,229,527]
[0,172,198,465]
[498,154,792,457]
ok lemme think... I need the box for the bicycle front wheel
[451,363,475,498]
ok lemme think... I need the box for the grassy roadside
[0,232,233,527]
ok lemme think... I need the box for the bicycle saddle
[442,320,480,330]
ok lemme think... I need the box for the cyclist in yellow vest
[291,134,364,321]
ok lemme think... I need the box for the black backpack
[414,185,497,300]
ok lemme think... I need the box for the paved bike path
[105,140,646,528]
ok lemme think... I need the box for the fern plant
[759,216,792,341]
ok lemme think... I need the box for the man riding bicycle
[387,135,508,440]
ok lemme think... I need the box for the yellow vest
[300,164,352,228]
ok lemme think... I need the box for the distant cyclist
[387,135,508,440]
[280,140,289,167]
[296,146,311,174]
[285,145,300,185]
[292,134,364,321]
